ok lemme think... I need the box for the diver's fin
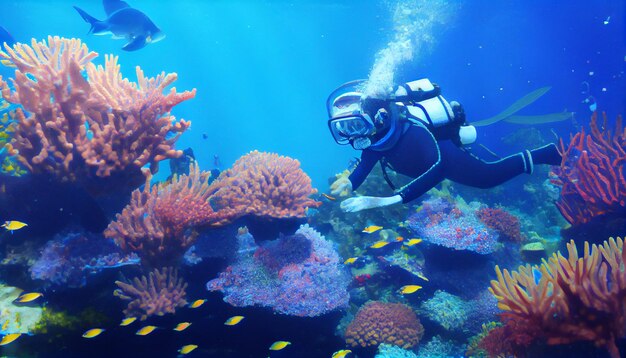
[103,0,131,16]
[73,6,107,34]
[122,35,148,51]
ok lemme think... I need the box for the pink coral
[212,151,321,219]
[114,267,187,320]
[345,301,424,349]
[0,36,194,191]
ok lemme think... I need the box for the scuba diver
[327,79,562,212]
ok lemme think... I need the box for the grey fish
[73,0,164,51]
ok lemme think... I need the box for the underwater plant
[114,266,188,321]
[488,237,626,358]
[0,36,195,192]
[551,112,626,225]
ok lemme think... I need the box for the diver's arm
[347,150,380,190]
[396,133,444,203]
[340,194,402,212]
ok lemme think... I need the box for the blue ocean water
[0,1,624,357]
[2,0,623,186]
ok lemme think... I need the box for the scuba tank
[390,78,477,145]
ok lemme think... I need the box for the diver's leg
[440,141,561,188]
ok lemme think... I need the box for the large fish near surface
[73,0,164,51]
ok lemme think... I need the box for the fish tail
[73,6,104,34]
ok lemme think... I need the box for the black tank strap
[379,157,397,191]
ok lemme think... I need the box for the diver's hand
[330,176,352,196]
[340,195,402,213]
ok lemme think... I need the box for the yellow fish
[179,344,198,355]
[189,299,206,308]
[16,292,43,303]
[362,225,383,234]
[343,257,358,265]
[224,316,245,326]
[174,322,192,331]
[395,236,404,242]
[369,241,389,249]
[82,328,105,338]
[269,341,291,351]
[399,285,422,294]
[1,220,27,232]
[136,325,157,336]
[1,320,9,331]
[0,333,20,345]
[404,238,423,246]
[333,349,352,358]
[120,317,137,326]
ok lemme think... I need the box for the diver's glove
[450,101,466,125]
[340,195,402,213]
[330,176,353,196]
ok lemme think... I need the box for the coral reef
[30,231,139,288]
[106,152,320,266]
[0,36,194,191]
[416,335,464,358]
[407,197,499,254]
[488,237,626,358]
[0,112,25,176]
[212,151,320,219]
[375,343,418,358]
[207,225,350,317]
[420,290,468,331]
[0,284,43,335]
[476,207,525,243]
[345,301,424,349]
[551,112,626,225]
[114,267,187,320]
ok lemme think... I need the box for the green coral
[420,290,469,331]
[33,307,109,335]
[0,112,25,177]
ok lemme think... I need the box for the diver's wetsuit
[348,123,560,203]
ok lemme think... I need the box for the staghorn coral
[114,267,187,321]
[0,36,194,191]
[551,112,626,225]
[106,152,321,267]
[213,150,320,219]
[345,301,424,349]
[488,237,626,358]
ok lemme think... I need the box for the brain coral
[345,301,424,349]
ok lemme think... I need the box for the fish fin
[122,35,148,51]
[73,6,106,34]
[103,0,132,16]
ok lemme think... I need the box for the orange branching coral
[114,267,187,320]
[214,150,321,218]
[0,36,194,188]
[345,301,424,349]
[489,237,626,358]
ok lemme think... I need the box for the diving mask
[327,80,379,147]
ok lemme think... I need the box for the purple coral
[207,224,350,317]
[30,230,139,288]
[407,197,499,254]
[114,267,188,320]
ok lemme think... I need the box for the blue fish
[73,0,165,51]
